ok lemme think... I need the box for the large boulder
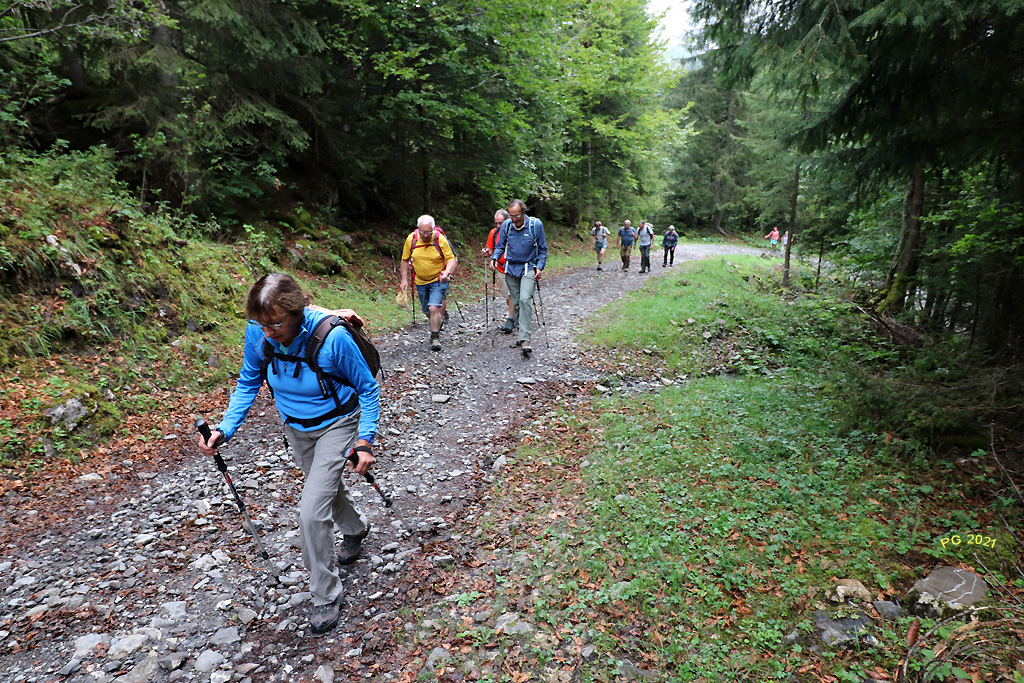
[906,566,989,618]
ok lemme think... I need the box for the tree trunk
[709,178,727,236]
[815,233,825,290]
[783,166,799,288]
[877,161,925,314]
[420,146,430,214]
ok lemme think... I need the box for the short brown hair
[246,273,311,320]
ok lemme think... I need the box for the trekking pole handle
[195,418,228,473]
[346,448,376,484]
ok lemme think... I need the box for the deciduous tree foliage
[1,0,676,229]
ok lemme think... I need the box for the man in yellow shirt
[399,215,458,351]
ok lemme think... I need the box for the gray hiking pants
[505,268,537,343]
[285,411,368,607]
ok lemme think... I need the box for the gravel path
[0,242,762,683]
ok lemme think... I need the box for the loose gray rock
[73,633,109,659]
[873,600,908,621]
[159,653,188,671]
[107,632,149,660]
[812,611,875,647]
[617,659,658,680]
[494,612,520,632]
[58,658,81,676]
[827,579,872,603]
[44,398,93,430]
[425,647,454,671]
[118,654,161,683]
[505,620,536,636]
[209,627,241,646]
[194,650,226,673]
[237,607,258,624]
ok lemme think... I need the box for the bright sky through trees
[648,0,693,62]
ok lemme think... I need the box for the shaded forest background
[1,0,1023,362]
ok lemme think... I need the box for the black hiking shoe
[310,594,346,634]
[521,342,532,358]
[430,332,442,352]
[338,524,370,565]
[597,265,603,271]
[500,317,514,333]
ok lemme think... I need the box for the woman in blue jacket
[197,273,378,635]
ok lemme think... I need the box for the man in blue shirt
[491,199,548,357]
[618,220,637,270]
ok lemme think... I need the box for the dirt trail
[0,243,761,683]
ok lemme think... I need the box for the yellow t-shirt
[402,230,456,285]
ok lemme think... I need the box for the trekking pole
[345,449,408,528]
[484,258,489,328]
[195,418,271,560]
[535,280,551,349]
[448,280,466,321]
[344,449,394,507]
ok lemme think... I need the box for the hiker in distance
[196,273,379,635]
[400,215,458,352]
[662,224,678,267]
[591,220,610,271]
[637,220,655,273]
[764,226,780,251]
[491,198,548,358]
[482,208,516,333]
[618,219,636,270]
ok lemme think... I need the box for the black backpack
[260,315,381,427]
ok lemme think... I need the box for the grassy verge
[411,257,1022,682]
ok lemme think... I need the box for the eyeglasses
[508,212,524,220]
[249,317,288,330]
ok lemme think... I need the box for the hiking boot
[430,333,442,352]
[338,524,370,565]
[521,342,532,358]
[500,317,514,333]
[596,265,603,271]
[310,594,345,634]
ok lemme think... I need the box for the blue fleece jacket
[492,215,548,278]
[217,308,379,443]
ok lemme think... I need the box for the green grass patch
[467,257,1022,682]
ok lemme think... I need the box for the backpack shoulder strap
[306,315,342,399]
[432,228,447,263]
[409,229,448,264]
